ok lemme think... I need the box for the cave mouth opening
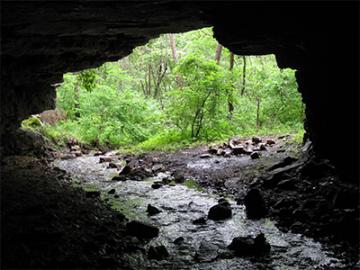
[2,4,359,269]
[21,27,305,153]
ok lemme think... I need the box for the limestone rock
[244,189,267,219]
[228,233,270,256]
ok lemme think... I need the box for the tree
[241,56,246,96]
[168,34,178,63]
[215,44,223,64]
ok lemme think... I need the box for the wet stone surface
[54,154,347,269]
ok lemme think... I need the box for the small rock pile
[206,136,276,158]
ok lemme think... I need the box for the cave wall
[1,2,358,182]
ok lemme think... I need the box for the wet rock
[252,136,262,144]
[195,241,219,262]
[223,150,232,157]
[277,178,296,190]
[85,190,101,198]
[151,181,163,189]
[228,233,270,256]
[267,156,297,171]
[148,245,169,260]
[173,237,184,245]
[72,150,82,157]
[119,165,131,175]
[218,198,230,205]
[126,221,159,239]
[231,146,245,155]
[216,149,225,156]
[208,201,232,221]
[192,216,207,225]
[244,189,267,219]
[259,143,267,151]
[250,152,260,159]
[70,145,81,152]
[107,162,118,169]
[200,153,212,159]
[229,137,241,146]
[99,157,112,163]
[147,204,161,216]
[290,221,304,234]
[111,175,126,181]
[266,139,275,145]
[208,147,218,155]
[94,151,105,156]
[107,188,116,194]
[173,171,185,183]
[152,164,165,173]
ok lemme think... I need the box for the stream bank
[1,134,359,269]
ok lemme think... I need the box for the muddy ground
[1,134,359,269]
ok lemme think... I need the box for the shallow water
[54,154,346,269]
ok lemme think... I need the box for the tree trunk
[147,64,152,96]
[215,44,223,64]
[256,97,261,129]
[74,79,81,118]
[241,56,246,96]
[228,52,235,117]
[168,34,177,63]
[229,52,234,70]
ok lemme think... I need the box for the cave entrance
[22,27,305,151]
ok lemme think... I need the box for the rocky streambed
[54,149,348,269]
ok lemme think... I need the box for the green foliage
[165,55,234,139]
[21,115,43,129]
[183,179,203,192]
[32,27,304,151]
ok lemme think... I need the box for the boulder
[192,216,207,225]
[216,149,225,156]
[107,188,116,194]
[148,245,169,260]
[208,147,218,155]
[112,175,127,181]
[244,189,267,219]
[152,164,165,173]
[99,157,112,163]
[126,221,159,239]
[252,136,262,144]
[232,146,246,155]
[107,162,118,169]
[266,139,276,145]
[151,182,163,189]
[173,171,185,183]
[147,204,161,216]
[228,233,270,256]
[208,201,232,221]
[259,143,267,151]
[119,165,131,175]
[72,150,82,157]
[200,153,212,159]
[195,241,219,262]
[250,152,260,159]
[173,237,184,245]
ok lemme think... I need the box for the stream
[54,153,346,270]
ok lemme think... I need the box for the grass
[183,179,203,192]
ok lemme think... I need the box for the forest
[23,27,304,151]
